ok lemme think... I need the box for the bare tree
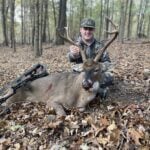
[127,0,133,40]
[136,0,149,38]
[29,0,35,47]
[10,0,16,51]
[99,0,103,40]
[118,0,127,42]
[21,0,24,44]
[90,0,93,17]
[104,0,110,39]
[51,0,57,43]
[1,0,9,46]
[147,15,150,38]
[80,0,85,22]
[42,0,48,42]
[55,0,67,45]
[34,0,40,57]
[39,0,43,54]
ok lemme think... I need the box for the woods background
[0,0,150,56]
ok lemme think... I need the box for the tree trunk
[47,16,51,42]
[104,0,110,39]
[55,0,67,45]
[138,0,149,38]
[147,15,150,38]
[90,0,92,17]
[68,0,74,38]
[21,0,24,44]
[136,0,143,38]
[51,0,57,43]
[34,0,40,57]
[10,0,16,52]
[141,0,149,36]
[1,0,9,46]
[23,0,27,44]
[30,0,35,47]
[127,0,133,40]
[99,0,103,40]
[42,0,48,42]
[39,0,43,55]
[80,0,85,22]
[118,0,126,43]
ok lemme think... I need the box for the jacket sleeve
[100,51,111,62]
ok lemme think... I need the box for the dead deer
[1,18,118,116]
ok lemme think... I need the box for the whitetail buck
[1,18,118,116]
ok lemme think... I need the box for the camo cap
[80,18,95,28]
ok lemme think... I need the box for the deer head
[58,17,118,90]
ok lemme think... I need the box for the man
[68,18,114,99]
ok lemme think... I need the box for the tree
[39,0,43,54]
[29,0,36,47]
[1,0,9,46]
[136,0,149,38]
[147,15,150,38]
[42,0,48,42]
[21,0,24,44]
[118,0,127,42]
[99,0,103,40]
[34,0,40,57]
[55,0,67,45]
[127,0,133,40]
[80,0,85,22]
[104,0,110,39]
[51,0,57,43]
[10,0,16,51]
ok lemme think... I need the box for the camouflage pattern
[68,37,111,66]
[80,18,96,28]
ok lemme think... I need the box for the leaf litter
[0,42,149,149]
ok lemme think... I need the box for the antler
[94,17,119,62]
[57,27,87,62]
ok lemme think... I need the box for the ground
[0,41,149,149]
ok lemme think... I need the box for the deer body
[6,71,100,115]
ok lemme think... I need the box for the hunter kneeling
[68,18,115,99]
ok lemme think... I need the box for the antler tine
[57,27,87,62]
[94,17,119,62]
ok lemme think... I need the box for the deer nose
[82,79,93,90]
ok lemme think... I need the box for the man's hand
[70,45,80,56]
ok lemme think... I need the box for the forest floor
[0,41,149,149]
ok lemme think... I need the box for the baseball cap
[80,18,95,28]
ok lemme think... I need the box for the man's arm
[67,45,83,63]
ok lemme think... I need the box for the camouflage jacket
[68,37,112,72]
[68,36,111,63]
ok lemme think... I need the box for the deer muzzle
[82,79,93,90]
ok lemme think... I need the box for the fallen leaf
[127,128,143,145]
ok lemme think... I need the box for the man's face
[80,27,95,41]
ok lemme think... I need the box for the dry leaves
[0,41,150,149]
[0,101,149,149]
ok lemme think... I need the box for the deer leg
[50,101,66,116]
